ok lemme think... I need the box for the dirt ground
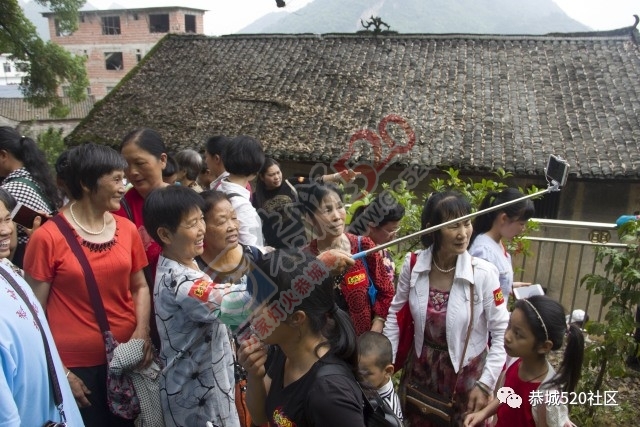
[547,350,640,425]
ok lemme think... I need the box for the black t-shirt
[252,179,307,249]
[265,348,365,427]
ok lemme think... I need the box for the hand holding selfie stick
[352,155,569,260]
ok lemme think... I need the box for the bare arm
[24,273,51,310]
[464,398,499,427]
[24,273,93,407]
[322,169,360,183]
[129,269,153,367]
[238,336,271,424]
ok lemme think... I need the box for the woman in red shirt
[114,128,169,348]
[25,143,153,427]
[300,182,394,336]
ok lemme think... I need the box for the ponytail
[549,323,584,393]
[515,296,584,393]
[0,127,61,209]
[470,188,534,246]
[323,306,359,380]
[470,191,499,245]
[255,249,359,378]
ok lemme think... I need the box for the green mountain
[241,0,591,35]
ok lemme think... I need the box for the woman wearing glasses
[25,144,153,427]
[348,191,405,284]
[300,183,394,336]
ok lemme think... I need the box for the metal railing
[514,218,627,323]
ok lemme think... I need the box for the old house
[0,96,95,135]
[67,27,640,222]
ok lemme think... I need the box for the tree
[0,0,88,117]
[360,16,391,33]
[575,219,640,425]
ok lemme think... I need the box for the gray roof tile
[68,32,640,179]
[0,97,95,122]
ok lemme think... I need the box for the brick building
[0,54,27,86]
[43,7,206,99]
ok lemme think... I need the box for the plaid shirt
[2,168,56,244]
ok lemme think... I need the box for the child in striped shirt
[358,331,403,421]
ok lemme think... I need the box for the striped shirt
[378,379,404,420]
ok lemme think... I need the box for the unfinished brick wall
[46,8,204,99]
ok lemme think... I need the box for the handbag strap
[451,267,475,401]
[357,235,373,278]
[51,214,110,333]
[0,266,66,423]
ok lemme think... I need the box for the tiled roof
[67,31,640,180]
[0,97,95,122]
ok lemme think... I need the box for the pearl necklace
[69,202,106,235]
[432,257,456,274]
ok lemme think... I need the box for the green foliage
[36,127,66,169]
[574,220,640,424]
[381,181,425,271]
[351,167,539,276]
[428,168,540,257]
[1,0,88,117]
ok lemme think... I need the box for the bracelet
[372,315,386,324]
[66,370,71,378]
[475,380,491,396]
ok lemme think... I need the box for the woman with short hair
[25,143,153,427]
[143,185,254,427]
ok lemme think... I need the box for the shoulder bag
[0,266,67,426]
[316,363,403,427]
[401,274,475,427]
[51,215,141,420]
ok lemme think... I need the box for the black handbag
[402,282,475,427]
[316,363,403,427]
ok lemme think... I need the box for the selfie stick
[352,178,563,260]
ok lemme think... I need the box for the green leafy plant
[2,0,89,116]
[350,168,540,276]
[36,126,66,169]
[574,219,640,425]
[428,168,540,257]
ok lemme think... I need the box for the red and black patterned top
[308,233,394,336]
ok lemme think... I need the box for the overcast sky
[73,0,640,36]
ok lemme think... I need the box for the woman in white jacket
[383,191,509,426]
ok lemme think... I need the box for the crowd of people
[0,125,586,427]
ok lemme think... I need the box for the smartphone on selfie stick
[545,154,569,190]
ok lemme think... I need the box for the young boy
[358,331,403,421]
